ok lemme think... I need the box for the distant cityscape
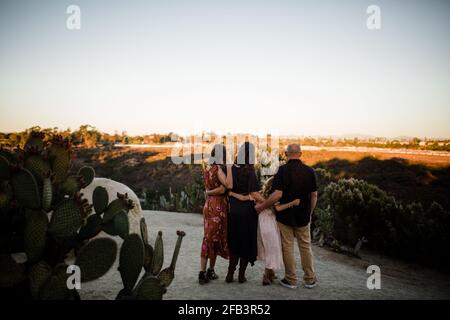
[1,125,449,152]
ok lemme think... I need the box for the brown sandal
[262,271,271,286]
[268,269,277,282]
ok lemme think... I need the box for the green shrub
[321,178,450,270]
[314,206,334,238]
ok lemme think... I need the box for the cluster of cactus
[116,221,185,300]
[145,183,205,213]
[0,131,186,299]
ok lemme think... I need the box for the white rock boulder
[81,177,143,235]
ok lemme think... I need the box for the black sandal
[206,268,219,280]
[198,271,209,285]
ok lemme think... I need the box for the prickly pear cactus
[24,209,48,262]
[119,230,186,300]
[151,231,164,275]
[75,238,117,282]
[119,234,144,292]
[0,130,186,300]
[158,230,185,288]
[93,186,108,214]
[0,131,136,300]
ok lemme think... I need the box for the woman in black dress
[221,142,265,283]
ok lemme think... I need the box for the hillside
[72,147,450,210]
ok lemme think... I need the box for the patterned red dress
[201,164,229,259]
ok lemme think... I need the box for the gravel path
[80,211,450,300]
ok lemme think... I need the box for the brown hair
[210,144,227,165]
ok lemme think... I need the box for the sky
[0,0,449,138]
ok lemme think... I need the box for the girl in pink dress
[229,177,300,285]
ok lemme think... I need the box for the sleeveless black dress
[227,165,260,265]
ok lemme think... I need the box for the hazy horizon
[1,0,449,138]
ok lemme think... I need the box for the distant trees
[0,126,180,149]
[71,125,100,148]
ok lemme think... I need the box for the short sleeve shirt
[271,159,317,227]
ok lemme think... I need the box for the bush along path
[312,168,450,272]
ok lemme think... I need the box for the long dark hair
[235,142,255,166]
[234,142,256,188]
[210,144,227,166]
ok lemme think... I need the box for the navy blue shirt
[271,159,317,227]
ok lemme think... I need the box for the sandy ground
[79,210,450,300]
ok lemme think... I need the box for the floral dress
[201,165,229,259]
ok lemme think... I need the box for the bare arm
[250,191,266,204]
[218,165,233,189]
[275,199,300,212]
[229,191,251,201]
[310,191,318,215]
[255,190,283,213]
[206,185,226,196]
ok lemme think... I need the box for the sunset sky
[0,0,449,138]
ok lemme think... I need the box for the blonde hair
[262,176,274,198]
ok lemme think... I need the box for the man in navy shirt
[255,144,318,289]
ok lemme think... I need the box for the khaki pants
[278,222,316,285]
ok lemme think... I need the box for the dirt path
[80,211,450,300]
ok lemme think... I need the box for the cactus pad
[49,142,71,185]
[136,275,166,300]
[158,268,174,288]
[143,243,154,273]
[93,186,108,214]
[24,155,51,182]
[39,264,72,300]
[170,230,186,270]
[49,199,82,239]
[29,260,52,299]
[42,177,52,211]
[116,288,134,300]
[24,209,48,262]
[102,219,119,236]
[78,214,103,240]
[103,194,134,223]
[114,210,129,239]
[140,217,149,244]
[78,166,95,188]
[25,132,45,153]
[11,168,41,209]
[119,234,144,292]
[59,175,83,196]
[75,238,117,282]
[159,230,186,287]
[151,231,164,275]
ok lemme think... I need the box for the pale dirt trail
[80,211,450,300]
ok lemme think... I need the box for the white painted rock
[81,177,143,236]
